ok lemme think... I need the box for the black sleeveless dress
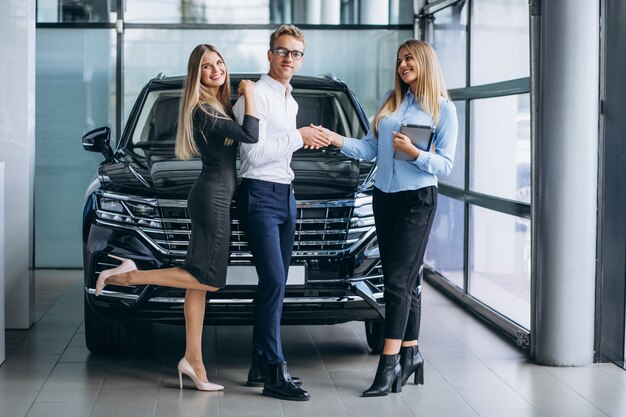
[181,105,259,287]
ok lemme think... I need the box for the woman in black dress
[95,44,259,391]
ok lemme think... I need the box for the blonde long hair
[175,44,233,160]
[372,39,449,137]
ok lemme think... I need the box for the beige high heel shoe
[95,254,137,296]
[177,358,224,391]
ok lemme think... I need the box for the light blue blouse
[341,90,458,193]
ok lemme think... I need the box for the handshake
[298,124,343,150]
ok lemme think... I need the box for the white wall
[0,0,36,329]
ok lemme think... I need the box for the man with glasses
[233,24,329,401]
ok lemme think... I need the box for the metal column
[533,0,599,365]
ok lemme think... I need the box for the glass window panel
[469,205,530,329]
[122,29,411,123]
[425,195,465,289]
[37,0,115,23]
[432,2,468,89]
[389,0,414,24]
[439,100,465,189]
[126,0,271,24]
[124,0,413,25]
[35,28,116,267]
[469,94,530,203]
[470,0,529,85]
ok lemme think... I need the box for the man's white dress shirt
[233,74,303,184]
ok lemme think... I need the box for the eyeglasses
[270,47,304,60]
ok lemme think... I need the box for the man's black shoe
[262,362,310,401]
[246,351,301,387]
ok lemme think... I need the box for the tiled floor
[2,270,626,417]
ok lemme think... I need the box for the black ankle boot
[246,351,302,387]
[362,354,402,397]
[399,345,424,386]
[246,350,267,387]
[262,362,310,401]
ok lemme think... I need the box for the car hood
[100,148,373,200]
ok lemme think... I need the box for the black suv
[82,73,391,355]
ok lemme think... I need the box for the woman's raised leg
[98,265,219,294]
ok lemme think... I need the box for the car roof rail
[156,72,167,80]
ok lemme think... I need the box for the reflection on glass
[425,195,464,289]
[432,2,467,89]
[470,0,529,85]
[469,205,530,329]
[37,0,115,23]
[439,100,465,189]
[122,29,411,122]
[35,29,116,267]
[122,0,413,24]
[470,94,530,203]
[126,0,270,24]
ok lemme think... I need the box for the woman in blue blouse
[316,39,457,396]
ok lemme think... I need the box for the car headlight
[100,198,125,213]
[95,193,161,228]
[126,201,158,217]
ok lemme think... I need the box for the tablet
[394,123,435,160]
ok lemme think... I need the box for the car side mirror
[82,126,114,161]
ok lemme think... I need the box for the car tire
[364,319,385,353]
[84,299,139,356]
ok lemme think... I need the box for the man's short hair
[269,24,306,50]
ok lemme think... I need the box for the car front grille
[94,191,375,258]
[152,199,373,257]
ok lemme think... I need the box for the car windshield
[127,88,367,153]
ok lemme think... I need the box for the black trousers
[237,178,296,364]
[373,186,437,341]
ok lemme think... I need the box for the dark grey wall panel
[597,0,626,363]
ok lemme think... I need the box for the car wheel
[364,320,384,353]
[84,299,139,355]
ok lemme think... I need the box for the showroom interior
[1,0,626,416]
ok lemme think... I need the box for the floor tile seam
[54,321,85,364]
[481,363,557,391]
[277,393,286,417]
[217,385,222,417]
[31,319,91,409]
[523,387,613,416]
[422,300,487,358]
[212,325,224,417]
[346,320,372,355]
[33,277,73,320]
[396,380,483,417]
[28,389,97,417]
[306,325,350,414]
[424,288,530,364]
[372,286,520,413]
[90,391,160,416]
[596,365,626,385]
[452,388,544,417]
[33,376,104,401]
[427,308,538,393]
[397,386,472,417]
[429,330,516,387]
[544,366,623,387]
[156,353,167,404]
[437,366,515,390]
[565,383,626,406]
[450,371,541,414]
